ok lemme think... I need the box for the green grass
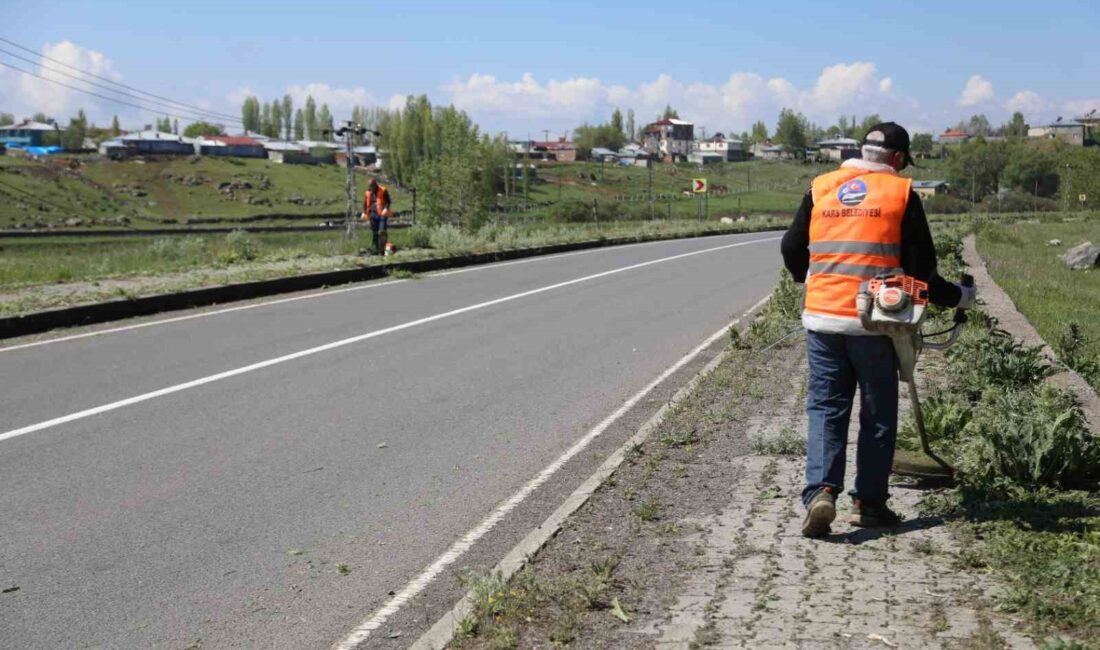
[0,154,953,231]
[975,219,1100,389]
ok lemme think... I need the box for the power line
[0,47,241,126]
[0,36,241,123]
[0,59,244,127]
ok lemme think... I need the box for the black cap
[862,122,914,168]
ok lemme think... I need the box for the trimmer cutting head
[892,449,954,482]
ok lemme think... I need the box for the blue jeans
[802,330,898,507]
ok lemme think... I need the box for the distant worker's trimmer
[856,272,975,480]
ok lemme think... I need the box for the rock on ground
[1062,241,1099,270]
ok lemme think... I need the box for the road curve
[0,232,781,648]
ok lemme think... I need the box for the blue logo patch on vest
[837,179,867,207]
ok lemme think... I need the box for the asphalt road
[0,232,781,648]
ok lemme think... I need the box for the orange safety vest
[364,186,391,219]
[803,168,910,330]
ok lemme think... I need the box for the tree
[293,109,304,140]
[947,138,1010,201]
[750,120,769,143]
[110,115,120,136]
[61,109,88,150]
[774,108,807,156]
[281,94,293,140]
[241,96,261,133]
[260,102,273,138]
[853,114,882,141]
[32,112,51,124]
[626,109,635,141]
[317,103,333,140]
[610,108,624,136]
[304,95,317,140]
[183,121,225,138]
[911,133,934,155]
[966,114,991,137]
[661,105,679,120]
[1002,145,1059,197]
[270,100,283,139]
[574,122,626,159]
[0,112,14,127]
[1004,112,1028,138]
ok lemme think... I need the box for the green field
[976,219,1100,387]
[0,153,952,230]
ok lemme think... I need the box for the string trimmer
[856,273,975,480]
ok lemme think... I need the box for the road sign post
[693,178,707,222]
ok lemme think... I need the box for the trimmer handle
[953,274,974,324]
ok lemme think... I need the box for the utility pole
[524,133,530,212]
[328,120,378,239]
[542,129,551,143]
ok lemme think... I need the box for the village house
[937,129,969,145]
[97,130,195,158]
[194,135,266,158]
[262,140,310,164]
[0,120,57,148]
[815,136,860,161]
[912,180,949,199]
[1028,120,1087,146]
[643,118,694,162]
[690,133,747,164]
[750,141,790,160]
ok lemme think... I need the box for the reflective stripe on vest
[803,168,910,322]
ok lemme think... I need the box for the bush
[428,224,477,253]
[148,236,206,261]
[745,270,803,347]
[923,194,973,214]
[980,190,1059,213]
[549,200,592,223]
[947,332,1052,398]
[224,230,259,262]
[1057,323,1100,391]
[407,224,432,249]
[954,385,1098,488]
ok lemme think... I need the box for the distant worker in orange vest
[780,122,975,538]
[363,178,393,255]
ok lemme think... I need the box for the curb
[0,226,782,341]
[963,234,1100,433]
[407,295,773,650]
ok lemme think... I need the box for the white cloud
[284,83,377,114]
[1004,90,1049,116]
[0,40,121,123]
[225,86,257,106]
[1064,97,1100,117]
[441,62,907,135]
[959,74,994,106]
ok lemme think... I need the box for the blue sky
[1,0,1098,137]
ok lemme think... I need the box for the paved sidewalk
[653,357,1036,649]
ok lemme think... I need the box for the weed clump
[222,230,260,262]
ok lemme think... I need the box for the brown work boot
[848,499,904,528]
[801,487,836,538]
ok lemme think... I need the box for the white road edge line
[0,236,779,444]
[409,293,773,650]
[332,293,774,650]
[0,234,743,353]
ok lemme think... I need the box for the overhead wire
[0,46,242,126]
[0,60,244,127]
[0,36,241,123]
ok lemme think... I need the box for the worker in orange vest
[780,122,975,538]
[363,178,393,255]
